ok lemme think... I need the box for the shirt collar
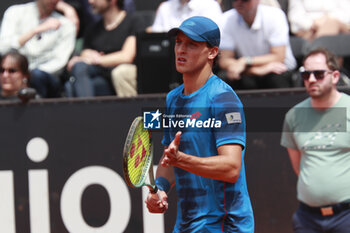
[174,0,195,11]
[251,5,262,30]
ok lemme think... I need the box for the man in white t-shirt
[218,0,296,89]
[150,0,222,33]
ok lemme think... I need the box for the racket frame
[123,116,158,193]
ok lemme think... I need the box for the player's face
[89,0,110,14]
[174,32,212,75]
[0,56,27,94]
[303,53,339,99]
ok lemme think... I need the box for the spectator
[66,0,142,97]
[57,0,135,38]
[260,0,280,8]
[288,0,350,41]
[281,48,350,232]
[219,0,280,13]
[56,0,81,36]
[0,0,76,98]
[0,51,30,100]
[149,0,222,33]
[218,0,297,89]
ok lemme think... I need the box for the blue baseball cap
[168,16,220,47]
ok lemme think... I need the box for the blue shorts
[292,202,350,233]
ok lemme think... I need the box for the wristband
[155,177,170,193]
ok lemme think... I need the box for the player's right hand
[145,190,168,213]
[162,131,182,167]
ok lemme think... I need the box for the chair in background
[135,32,182,94]
[304,34,350,57]
[289,36,308,87]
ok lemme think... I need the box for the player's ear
[208,47,219,60]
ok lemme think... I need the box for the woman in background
[0,51,30,100]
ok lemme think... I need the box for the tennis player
[145,16,254,232]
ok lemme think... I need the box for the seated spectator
[149,0,222,33]
[57,0,135,38]
[219,0,281,11]
[111,63,137,97]
[260,0,280,8]
[288,0,350,41]
[0,51,30,100]
[0,0,76,98]
[56,0,81,36]
[112,0,223,97]
[218,0,297,90]
[66,0,143,97]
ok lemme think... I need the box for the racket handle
[149,186,162,201]
[149,186,167,211]
[150,185,158,194]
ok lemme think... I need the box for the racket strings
[127,123,152,186]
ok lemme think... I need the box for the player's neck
[182,69,213,95]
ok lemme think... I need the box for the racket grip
[150,185,158,194]
[149,186,162,201]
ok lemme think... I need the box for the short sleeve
[266,8,290,47]
[219,11,237,51]
[212,91,246,149]
[280,112,298,150]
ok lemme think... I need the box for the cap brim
[168,28,179,37]
[168,27,206,43]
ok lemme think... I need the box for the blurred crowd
[1,0,350,100]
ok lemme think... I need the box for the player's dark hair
[303,48,339,71]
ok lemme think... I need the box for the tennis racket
[123,116,159,198]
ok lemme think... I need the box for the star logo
[151,109,162,122]
[143,110,162,129]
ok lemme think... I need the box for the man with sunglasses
[281,48,350,232]
[218,0,296,89]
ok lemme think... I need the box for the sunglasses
[300,70,333,81]
[0,68,19,74]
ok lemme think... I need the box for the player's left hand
[162,131,182,167]
[145,190,168,213]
